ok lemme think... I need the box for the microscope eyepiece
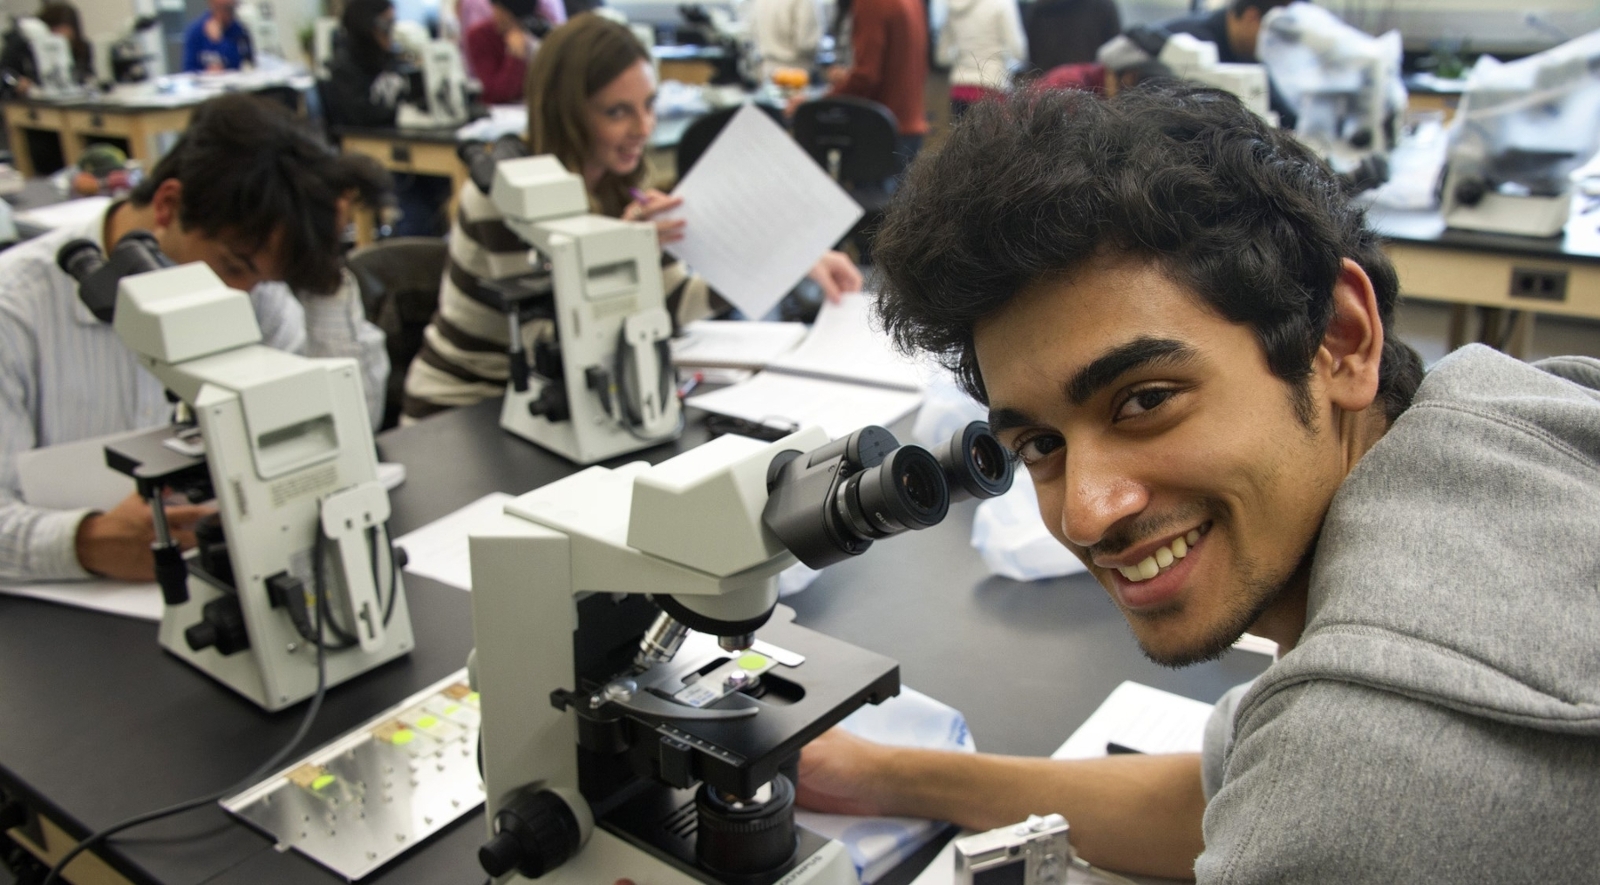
[763,421,1012,569]
[835,444,947,539]
[56,232,171,323]
[938,420,1015,502]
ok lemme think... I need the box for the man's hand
[622,189,687,245]
[506,27,531,59]
[75,492,214,582]
[796,727,896,816]
[805,251,862,304]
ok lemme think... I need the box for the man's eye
[1116,387,1176,421]
[1010,433,1064,465]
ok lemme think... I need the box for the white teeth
[1117,530,1200,583]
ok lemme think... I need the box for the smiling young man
[795,85,1600,881]
[0,93,391,584]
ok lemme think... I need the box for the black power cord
[40,564,337,885]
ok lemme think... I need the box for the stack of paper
[671,320,809,371]
[686,293,928,438]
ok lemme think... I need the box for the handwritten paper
[664,104,863,319]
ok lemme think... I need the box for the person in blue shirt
[182,0,254,72]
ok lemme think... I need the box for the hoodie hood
[1237,344,1600,737]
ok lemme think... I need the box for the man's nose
[1058,448,1148,550]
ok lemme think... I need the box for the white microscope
[1258,2,1405,191]
[1160,33,1273,121]
[396,30,474,128]
[57,234,415,712]
[1440,27,1600,238]
[15,16,78,97]
[469,421,1014,883]
[476,151,681,465]
[1099,28,1272,121]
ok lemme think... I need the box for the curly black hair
[130,93,392,294]
[873,83,1421,425]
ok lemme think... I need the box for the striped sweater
[401,180,722,421]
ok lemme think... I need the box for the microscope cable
[39,570,338,885]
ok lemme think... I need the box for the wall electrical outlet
[1508,267,1568,302]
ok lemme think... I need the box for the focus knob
[478,789,582,879]
[184,595,249,656]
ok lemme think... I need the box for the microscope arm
[319,482,394,651]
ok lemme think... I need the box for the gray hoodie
[1196,344,1600,883]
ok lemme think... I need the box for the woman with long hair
[403,13,860,421]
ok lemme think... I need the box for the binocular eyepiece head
[762,421,1014,570]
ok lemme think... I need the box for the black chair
[674,103,786,179]
[791,96,899,261]
[346,237,449,430]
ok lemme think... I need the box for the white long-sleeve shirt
[0,205,388,581]
[939,0,1025,90]
[753,0,824,82]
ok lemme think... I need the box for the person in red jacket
[464,0,541,104]
[825,0,929,168]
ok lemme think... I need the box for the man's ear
[1317,258,1384,413]
[149,179,183,231]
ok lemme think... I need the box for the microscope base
[501,381,679,465]
[1444,188,1573,238]
[158,572,414,712]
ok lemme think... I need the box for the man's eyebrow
[987,407,1034,435]
[1065,337,1199,406]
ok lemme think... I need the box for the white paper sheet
[670,320,808,370]
[0,579,162,620]
[1052,681,1214,760]
[767,292,925,391]
[393,492,513,591]
[687,372,922,439]
[663,104,863,319]
[15,428,144,511]
[14,196,112,233]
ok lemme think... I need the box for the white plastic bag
[970,478,1087,581]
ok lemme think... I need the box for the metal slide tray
[221,669,485,881]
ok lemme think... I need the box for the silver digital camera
[953,814,1073,885]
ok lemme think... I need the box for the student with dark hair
[0,0,93,91]
[324,0,407,128]
[182,0,253,72]
[0,0,94,169]
[0,93,393,584]
[795,84,1600,881]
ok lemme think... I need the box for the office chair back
[675,103,787,179]
[791,96,899,187]
[346,237,449,430]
